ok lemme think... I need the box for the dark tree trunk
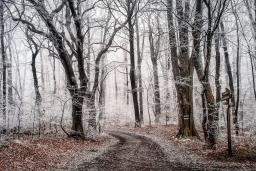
[233,7,240,135]
[192,0,217,147]
[215,32,221,105]
[31,49,42,107]
[127,2,140,127]
[220,22,238,130]
[201,91,208,141]
[71,94,84,136]
[0,1,7,129]
[53,56,57,94]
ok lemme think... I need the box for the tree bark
[148,15,161,123]
[220,22,237,130]
[215,32,221,105]
[192,0,217,147]
[136,14,144,123]
[167,0,199,137]
[0,1,7,129]
[128,2,141,127]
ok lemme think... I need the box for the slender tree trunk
[98,56,106,133]
[232,4,240,135]
[128,9,140,127]
[31,50,42,110]
[114,69,118,103]
[1,1,7,130]
[87,17,91,90]
[220,22,237,125]
[192,0,217,147]
[124,49,129,105]
[148,16,161,123]
[135,14,144,123]
[215,32,221,105]
[53,56,57,94]
[40,51,45,92]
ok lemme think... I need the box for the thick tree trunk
[86,93,97,137]
[201,90,208,141]
[167,0,198,137]
[71,93,84,136]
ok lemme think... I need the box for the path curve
[76,131,190,171]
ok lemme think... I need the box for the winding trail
[76,131,190,171]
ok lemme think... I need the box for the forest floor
[77,131,185,171]
[121,125,256,170]
[0,133,117,171]
[0,125,255,170]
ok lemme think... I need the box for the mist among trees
[0,0,256,170]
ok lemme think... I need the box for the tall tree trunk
[128,7,140,127]
[7,40,13,106]
[40,51,45,92]
[215,32,221,105]
[192,0,217,147]
[87,17,91,90]
[232,4,240,135]
[244,0,256,100]
[124,49,129,105]
[220,22,237,124]
[167,0,198,137]
[98,56,106,133]
[114,69,118,103]
[148,15,161,124]
[136,14,144,123]
[53,56,57,94]
[31,49,42,111]
[214,31,221,133]
[0,1,7,130]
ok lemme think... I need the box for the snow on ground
[122,125,256,171]
[0,133,118,171]
[57,133,119,170]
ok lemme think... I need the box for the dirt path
[76,131,190,171]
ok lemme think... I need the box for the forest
[0,0,256,170]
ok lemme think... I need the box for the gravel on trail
[76,131,190,171]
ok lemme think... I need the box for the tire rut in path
[76,131,190,171]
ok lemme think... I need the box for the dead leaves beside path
[0,135,110,171]
[126,125,256,164]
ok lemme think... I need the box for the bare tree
[167,0,199,137]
